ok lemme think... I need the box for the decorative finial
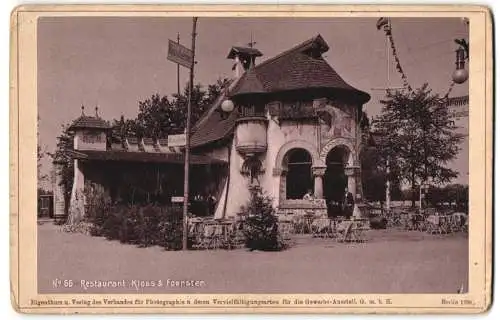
[248,32,256,48]
[95,105,99,117]
[81,105,85,116]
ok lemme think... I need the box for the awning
[69,149,227,165]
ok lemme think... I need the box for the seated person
[302,189,314,201]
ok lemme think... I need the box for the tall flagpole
[177,33,181,97]
[182,17,198,251]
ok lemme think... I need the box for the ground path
[38,222,468,294]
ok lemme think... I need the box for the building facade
[191,35,370,218]
[58,34,370,220]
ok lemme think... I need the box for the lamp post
[452,38,469,84]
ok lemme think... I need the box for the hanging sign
[167,40,193,69]
[167,134,186,147]
[171,196,184,203]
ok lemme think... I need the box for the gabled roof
[229,34,370,103]
[68,115,111,131]
[191,35,370,148]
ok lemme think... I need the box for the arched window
[285,148,313,199]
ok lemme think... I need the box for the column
[345,166,360,199]
[312,166,327,199]
[53,162,66,218]
[68,159,85,224]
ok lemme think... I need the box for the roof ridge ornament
[95,105,99,117]
[81,105,85,116]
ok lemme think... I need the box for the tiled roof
[229,34,370,103]
[70,150,227,165]
[191,34,370,148]
[68,115,111,131]
[191,109,239,148]
[229,68,266,96]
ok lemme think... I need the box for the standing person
[342,188,355,217]
[206,191,217,216]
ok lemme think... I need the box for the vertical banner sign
[167,39,193,69]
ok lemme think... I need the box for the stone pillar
[53,162,66,218]
[273,167,288,207]
[68,159,85,224]
[345,166,360,199]
[312,166,327,199]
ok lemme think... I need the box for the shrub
[87,201,187,250]
[240,186,287,251]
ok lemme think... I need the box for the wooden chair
[335,220,354,243]
[311,218,334,238]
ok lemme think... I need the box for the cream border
[10,4,493,314]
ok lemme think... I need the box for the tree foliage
[427,184,468,212]
[359,111,402,205]
[240,186,286,251]
[37,116,48,184]
[114,78,231,139]
[371,84,465,206]
[48,125,75,215]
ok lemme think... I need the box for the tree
[37,116,48,185]
[133,78,231,138]
[372,84,465,206]
[48,125,74,216]
[108,115,140,147]
[240,185,284,251]
[359,112,402,206]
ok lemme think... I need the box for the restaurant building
[55,34,370,219]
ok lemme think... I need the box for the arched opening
[324,146,350,217]
[284,148,313,199]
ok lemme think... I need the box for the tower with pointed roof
[66,105,111,223]
[68,105,111,151]
[227,45,263,78]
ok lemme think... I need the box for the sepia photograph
[10,4,492,314]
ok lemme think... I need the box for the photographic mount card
[10,4,493,314]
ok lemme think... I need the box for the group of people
[303,188,356,218]
[191,192,217,217]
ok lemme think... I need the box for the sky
[37,17,469,188]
